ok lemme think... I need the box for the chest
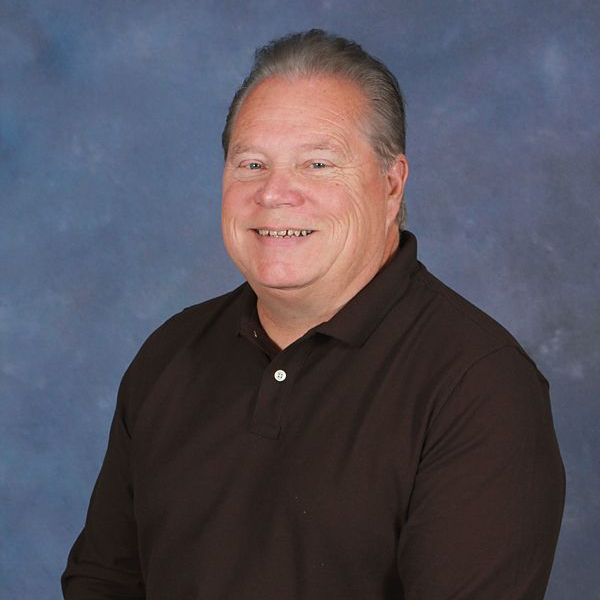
[129,335,436,573]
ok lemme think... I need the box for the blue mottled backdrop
[1,1,598,597]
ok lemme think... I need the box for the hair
[221,29,408,228]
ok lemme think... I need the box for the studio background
[1,1,598,598]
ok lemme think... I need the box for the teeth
[256,228,313,238]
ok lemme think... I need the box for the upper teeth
[257,229,314,237]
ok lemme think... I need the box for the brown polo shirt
[62,231,564,599]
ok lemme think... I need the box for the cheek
[222,190,248,223]
[328,178,386,230]
[223,179,264,214]
[221,197,244,246]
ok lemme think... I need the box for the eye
[310,161,328,169]
[237,160,264,171]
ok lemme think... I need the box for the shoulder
[136,284,245,364]
[391,263,548,402]
[116,284,247,420]
[404,269,558,464]
[415,265,518,345]
[416,265,538,359]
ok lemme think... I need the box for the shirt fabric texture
[62,230,565,599]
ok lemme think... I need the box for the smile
[255,228,314,238]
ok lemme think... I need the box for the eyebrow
[228,140,348,158]
[228,143,254,158]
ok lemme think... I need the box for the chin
[253,279,309,292]
[249,270,315,293]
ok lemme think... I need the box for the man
[63,30,564,599]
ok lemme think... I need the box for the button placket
[249,343,312,440]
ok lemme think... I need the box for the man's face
[222,75,407,304]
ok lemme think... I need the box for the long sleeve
[61,296,239,599]
[61,366,145,599]
[396,346,565,599]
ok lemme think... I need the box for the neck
[255,232,400,350]
[256,288,345,350]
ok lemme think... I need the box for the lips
[254,228,314,238]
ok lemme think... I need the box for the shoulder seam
[413,269,511,346]
[430,344,525,427]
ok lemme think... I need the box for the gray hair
[221,29,408,228]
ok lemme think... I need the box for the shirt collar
[238,230,420,350]
[313,229,419,346]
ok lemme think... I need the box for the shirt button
[274,369,287,382]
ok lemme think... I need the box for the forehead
[230,75,371,147]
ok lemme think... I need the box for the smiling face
[221,75,408,310]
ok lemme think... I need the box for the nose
[256,167,304,208]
